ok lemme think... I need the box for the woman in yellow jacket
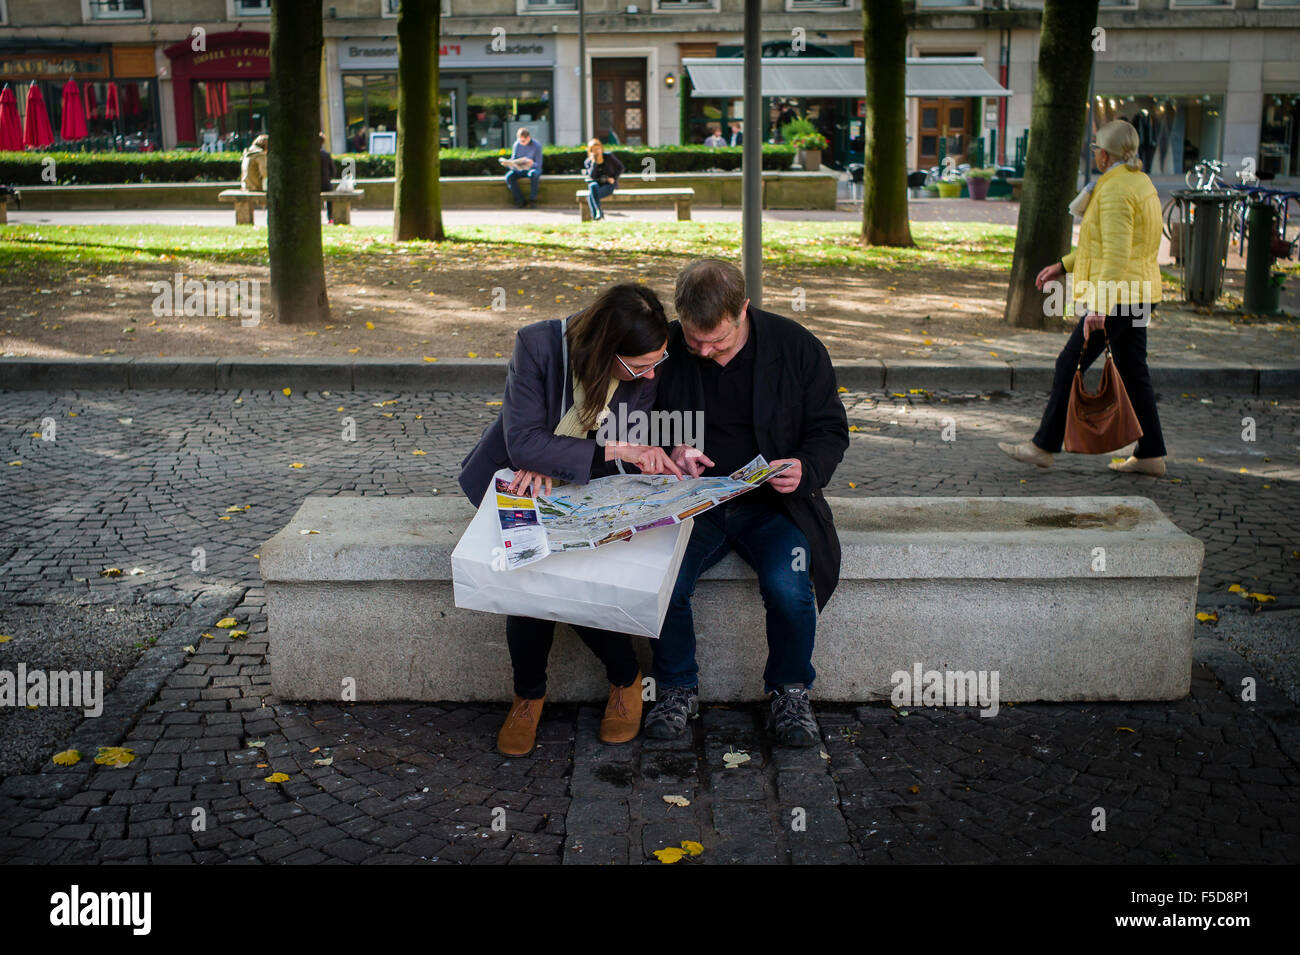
[1000,120,1168,476]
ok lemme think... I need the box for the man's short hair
[675,259,746,331]
[517,127,531,138]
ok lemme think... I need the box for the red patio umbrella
[22,82,54,149]
[84,82,98,122]
[104,82,120,121]
[60,78,88,141]
[123,83,141,118]
[0,85,22,152]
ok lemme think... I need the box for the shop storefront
[683,51,1009,170]
[1090,94,1223,178]
[337,36,555,152]
[1091,61,1225,178]
[1260,93,1300,180]
[0,41,161,150]
[163,31,270,151]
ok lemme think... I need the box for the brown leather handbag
[1063,332,1144,454]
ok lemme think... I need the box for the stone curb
[0,584,246,800]
[3,356,1297,395]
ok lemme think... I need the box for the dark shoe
[768,684,819,747]
[643,684,698,740]
[497,695,545,756]
[599,672,643,744]
[526,199,537,208]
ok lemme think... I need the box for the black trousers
[1033,306,1168,459]
[506,615,639,700]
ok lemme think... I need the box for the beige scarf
[553,373,619,438]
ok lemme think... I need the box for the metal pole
[742,0,761,308]
[577,0,588,144]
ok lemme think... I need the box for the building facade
[0,0,1296,182]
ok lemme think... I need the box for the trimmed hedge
[0,144,796,186]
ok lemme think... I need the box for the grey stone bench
[575,186,694,221]
[261,495,1203,704]
[218,187,365,225]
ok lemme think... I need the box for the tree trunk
[267,1,329,325]
[861,0,913,247]
[393,1,445,241]
[1004,0,1100,328]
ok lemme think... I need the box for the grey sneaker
[644,684,699,740]
[768,684,819,747]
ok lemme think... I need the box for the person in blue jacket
[459,282,682,757]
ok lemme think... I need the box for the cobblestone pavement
[0,386,1296,864]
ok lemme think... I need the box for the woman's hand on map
[767,458,803,494]
[606,442,685,478]
[509,469,553,498]
[670,444,714,478]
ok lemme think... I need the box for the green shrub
[0,144,795,185]
[779,115,818,145]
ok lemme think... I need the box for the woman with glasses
[459,282,681,757]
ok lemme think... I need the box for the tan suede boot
[599,673,643,745]
[497,695,545,757]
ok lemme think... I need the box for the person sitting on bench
[504,127,543,209]
[583,138,625,222]
[240,135,268,192]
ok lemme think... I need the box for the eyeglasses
[617,349,669,379]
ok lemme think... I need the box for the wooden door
[918,97,971,167]
[592,57,647,146]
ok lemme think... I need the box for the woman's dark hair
[566,282,668,431]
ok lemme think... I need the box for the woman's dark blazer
[458,317,657,507]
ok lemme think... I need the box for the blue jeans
[505,168,540,204]
[654,495,817,694]
[587,181,615,218]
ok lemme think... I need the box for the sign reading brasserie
[338,36,554,71]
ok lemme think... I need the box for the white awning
[682,56,1012,99]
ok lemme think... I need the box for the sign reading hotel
[338,36,555,71]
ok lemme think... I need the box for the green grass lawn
[0,220,1016,272]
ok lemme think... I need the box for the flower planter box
[936,181,962,198]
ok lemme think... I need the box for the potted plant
[790,131,828,171]
[935,168,963,198]
[965,166,996,201]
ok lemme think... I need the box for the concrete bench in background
[261,495,1204,705]
[575,187,694,221]
[218,187,365,225]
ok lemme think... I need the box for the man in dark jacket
[644,259,848,746]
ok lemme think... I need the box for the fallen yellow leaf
[662,795,690,807]
[680,840,703,856]
[653,847,686,864]
[94,746,135,768]
[52,749,81,766]
[290,462,305,468]
[1196,612,1218,623]
[265,772,291,783]
[282,387,292,396]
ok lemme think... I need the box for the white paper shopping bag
[451,474,693,638]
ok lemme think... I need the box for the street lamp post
[742,0,762,307]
